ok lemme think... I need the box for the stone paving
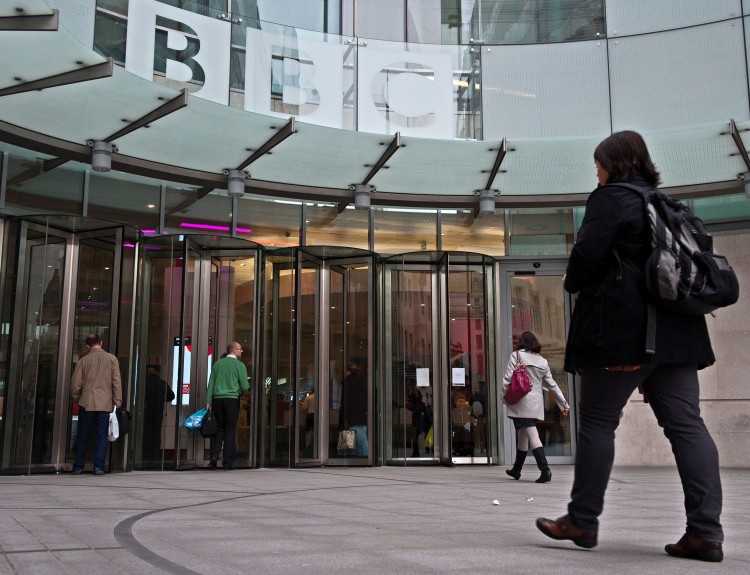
[0,465,747,574]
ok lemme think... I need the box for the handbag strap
[514,350,525,367]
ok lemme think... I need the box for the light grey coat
[502,350,568,420]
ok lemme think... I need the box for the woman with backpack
[535,131,724,562]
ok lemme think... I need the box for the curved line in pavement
[113,472,426,574]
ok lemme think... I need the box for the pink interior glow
[179,223,252,233]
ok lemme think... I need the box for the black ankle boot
[506,448,527,480]
[532,447,551,483]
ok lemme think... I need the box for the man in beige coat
[70,334,122,475]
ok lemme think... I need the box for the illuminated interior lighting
[179,223,252,233]
[146,204,155,209]
[142,229,157,234]
[382,207,438,214]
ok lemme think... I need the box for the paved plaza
[0,465,747,574]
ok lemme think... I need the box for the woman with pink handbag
[502,331,570,483]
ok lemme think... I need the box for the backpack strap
[607,183,658,356]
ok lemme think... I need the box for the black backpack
[614,183,739,352]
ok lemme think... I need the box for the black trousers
[568,363,723,542]
[210,397,239,465]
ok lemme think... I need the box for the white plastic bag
[108,406,119,442]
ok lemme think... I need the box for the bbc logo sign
[126,0,454,137]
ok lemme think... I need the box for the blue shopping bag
[184,407,207,431]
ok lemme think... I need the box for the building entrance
[383,252,498,465]
[134,235,260,470]
[498,258,575,465]
[0,215,137,474]
[263,247,375,468]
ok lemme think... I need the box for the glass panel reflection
[335,263,371,461]
[508,209,574,256]
[374,208,437,255]
[67,236,116,466]
[296,262,319,460]
[15,236,66,466]
[440,209,504,256]
[306,204,369,250]
[4,155,83,216]
[390,267,433,460]
[510,275,570,456]
[264,256,295,465]
[237,195,301,248]
[448,264,488,458]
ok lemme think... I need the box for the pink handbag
[504,351,532,405]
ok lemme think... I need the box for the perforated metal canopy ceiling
[0,1,746,210]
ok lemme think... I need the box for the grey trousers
[568,363,723,542]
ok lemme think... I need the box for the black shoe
[223,464,234,470]
[665,534,723,562]
[506,468,521,480]
[536,515,598,549]
[536,469,552,483]
[71,469,83,475]
[94,469,104,476]
[208,460,217,469]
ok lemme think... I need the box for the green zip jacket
[206,356,249,402]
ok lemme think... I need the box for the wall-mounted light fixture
[90,140,114,172]
[226,169,247,197]
[353,184,373,210]
[477,189,498,216]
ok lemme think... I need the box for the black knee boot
[506,449,527,480]
[532,447,551,483]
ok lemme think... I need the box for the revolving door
[383,252,498,465]
[134,235,261,470]
[263,247,376,467]
[0,215,136,474]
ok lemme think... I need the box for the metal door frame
[444,252,495,466]
[2,220,123,473]
[497,256,574,465]
[321,255,374,467]
[382,259,442,465]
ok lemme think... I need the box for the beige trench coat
[70,348,123,411]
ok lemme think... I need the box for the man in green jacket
[206,342,249,470]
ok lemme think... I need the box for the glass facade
[81,0,748,204]
[1,1,749,474]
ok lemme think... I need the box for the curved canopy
[0,1,746,209]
